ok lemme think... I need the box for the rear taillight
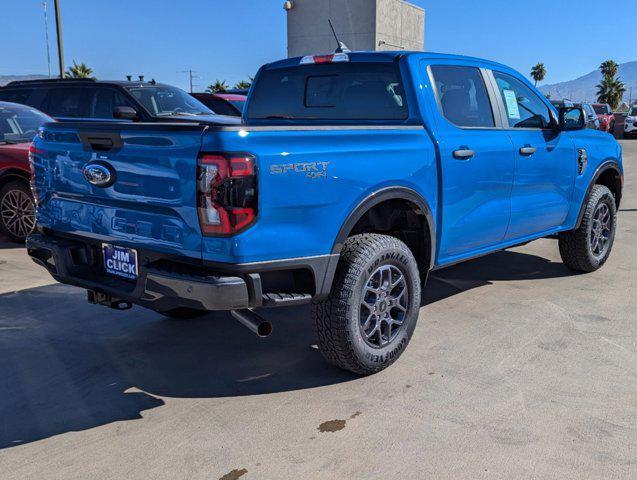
[28,144,40,204]
[197,152,257,236]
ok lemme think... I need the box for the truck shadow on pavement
[0,249,574,450]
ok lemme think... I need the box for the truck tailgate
[32,123,206,259]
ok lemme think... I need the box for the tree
[599,60,619,79]
[65,61,94,79]
[234,79,252,90]
[530,63,546,87]
[596,60,625,109]
[596,76,626,110]
[206,80,228,93]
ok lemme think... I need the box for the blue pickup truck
[27,52,623,374]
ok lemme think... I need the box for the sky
[1,0,635,91]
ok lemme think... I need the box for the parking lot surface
[0,141,635,480]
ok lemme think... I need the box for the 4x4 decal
[270,161,329,179]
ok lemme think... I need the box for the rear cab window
[246,62,408,122]
[429,65,495,128]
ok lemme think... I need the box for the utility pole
[53,0,65,78]
[42,2,52,77]
[181,69,199,93]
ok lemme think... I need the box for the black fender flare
[575,161,623,229]
[331,186,436,270]
[0,168,30,188]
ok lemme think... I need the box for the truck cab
[27,52,623,374]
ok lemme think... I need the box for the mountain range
[0,74,48,86]
[538,61,637,104]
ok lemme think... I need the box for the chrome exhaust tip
[230,309,272,338]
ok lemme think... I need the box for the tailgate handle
[79,131,123,152]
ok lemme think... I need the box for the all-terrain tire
[312,233,421,375]
[0,180,36,243]
[559,184,616,272]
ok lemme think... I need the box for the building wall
[376,0,425,52]
[286,0,424,58]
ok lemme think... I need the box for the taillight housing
[28,144,40,204]
[197,152,257,236]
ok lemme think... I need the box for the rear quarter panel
[200,126,437,263]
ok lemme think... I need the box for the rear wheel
[312,233,421,375]
[0,180,36,243]
[559,184,616,272]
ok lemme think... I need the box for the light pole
[42,2,52,77]
[181,69,199,93]
[53,0,65,78]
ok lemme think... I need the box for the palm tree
[234,80,252,90]
[596,76,626,110]
[599,60,619,79]
[65,61,94,79]
[206,80,228,93]
[530,63,547,87]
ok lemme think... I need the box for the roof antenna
[328,19,350,53]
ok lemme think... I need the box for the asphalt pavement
[0,141,635,480]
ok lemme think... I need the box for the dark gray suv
[0,79,239,125]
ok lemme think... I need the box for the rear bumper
[26,232,339,312]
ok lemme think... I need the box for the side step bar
[261,292,312,307]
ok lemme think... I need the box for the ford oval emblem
[83,162,115,187]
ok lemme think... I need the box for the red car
[0,102,52,242]
[190,92,247,117]
[592,103,615,132]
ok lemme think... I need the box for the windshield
[631,107,637,116]
[229,99,245,111]
[593,104,610,115]
[0,102,52,144]
[126,85,213,116]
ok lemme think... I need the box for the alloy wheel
[590,201,611,259]
[0,188,35,240]
[359,264,408,348]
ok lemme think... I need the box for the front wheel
[312,234,421,375]
[0,180,36,243]
[559,184,617,272]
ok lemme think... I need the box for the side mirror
[559,106,586,131]
[113,106,139,121]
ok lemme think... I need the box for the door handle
[452,148,475,160]
[519,145,537,156]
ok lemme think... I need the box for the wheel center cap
[378,301,387,312]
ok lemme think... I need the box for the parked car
[575,102,600,130]
[550,99,574,108]
[27,52,623,374]
[224,88,250,96]
[0,78,240,125]
[592,103,615,132]
[0,102,53,242]
[624,106,637,138]
[190,92,247,116]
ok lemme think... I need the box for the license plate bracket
[102,244,138,280]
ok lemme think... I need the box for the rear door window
[492,72,552,129]
[44,87,94,118]
[429,65,495,128]
[247,62,408,121]
[0,89,35,106]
